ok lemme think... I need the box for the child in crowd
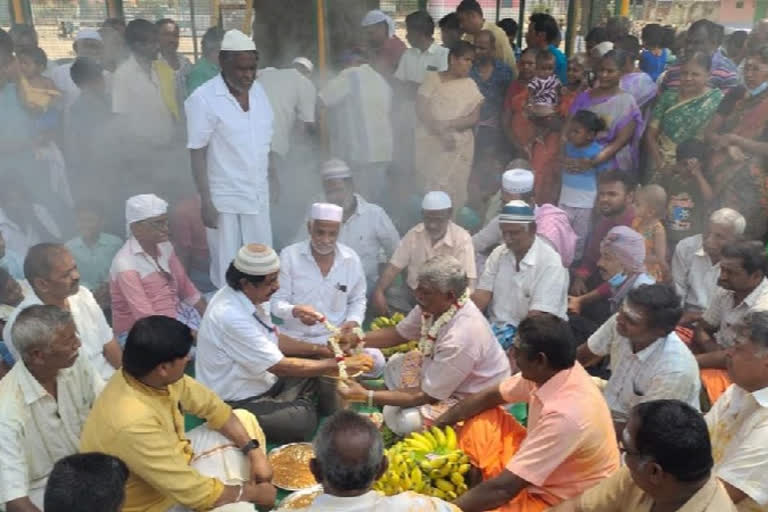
[527,50,561,143]
[16,46,60,114]
[639,23,668,83]
[660,139,714,250]
[0,267,25,378]
[559,110,610,260]
[632,184,669,282]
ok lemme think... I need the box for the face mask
[608,272,628,288]
[748,81,768,97]
[311,239,335,255]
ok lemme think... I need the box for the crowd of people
[1,0,768,510]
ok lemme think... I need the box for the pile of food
[277,486,323,510]
[373,426,471,500]
[371,313,419,358]
[268,443,318,491]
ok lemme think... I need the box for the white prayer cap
[321,159,352,181]
[221,29,256,52]
[422,191,452,211]
[311,202,343,222]
[125,194,168,226]
[592,41,614,57]
[502,169,535,194]
[234,243,280,276]
[75,29,102,42]
[362,10,395,38]
[292,56,314,73]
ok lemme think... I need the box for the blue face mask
[608,272,628,288]
[748,81,768,97]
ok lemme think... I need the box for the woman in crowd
[616,35,658,127]
[561,53,588,114]
[646,52,723,178]
[415,40,483,210]
[704,46,768,239]
[567,49,642,175]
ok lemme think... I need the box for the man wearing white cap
[473,201,568,349]
[109,194,207,339]
[50,28,109,110]
[373,191,476,315]
[196,244,374,443]
[292,57,314,77]
[186,29,275,289]
[362,9,407,76]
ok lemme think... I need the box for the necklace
[320,316,366,381]
[418,289,470,357]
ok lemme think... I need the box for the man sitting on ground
[553,400,736,511]
[80,316,277,511]
[196,244,373,443]
[433,314,619,512]
[339,255,510,435]
[0,267,25,376]
[578,284,701,435]
[44,453,129,512]
[295,410,458,511]
[0,306,104,511]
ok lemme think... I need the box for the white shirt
[319,64,393,164]
[0,206,61,258]
[295,490,459,512]
[672,234,721,312]
[272,241,366,343]
[477,237,568,326]
[258,67,316,157]
[195,286,283,401]
[50,61,112,110]
[185,74,274,214]
[706,384,768,512]
[703,278,768,349]
[0,354,103,507]
[3,286,115,380]
[587,314,701,423]
[394,43,450,84]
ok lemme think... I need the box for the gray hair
[745,310,768,353]
[312,410,383,491]
[418,255,468,297]
[11,305,74,360]
[710,208,746,236]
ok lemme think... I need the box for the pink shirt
[169,197,209,270]
[396,301,510,401]
[499,363,620,503]
[109,238,201,335]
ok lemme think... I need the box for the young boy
[639,23,668,82]
[16,46,60,113]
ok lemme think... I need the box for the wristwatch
[241,439,260,455]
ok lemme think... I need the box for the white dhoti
[168,409,267,512]
[208,212,273,289]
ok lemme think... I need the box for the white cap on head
[422,191,452,211]
[221,29,257,52]
[592,41,614,57]
[233,243,280,276]
[362,9,395,38]
[321,159,352,181]
[75,29,102,42]
[125,194,168,226]
[292,56,314,73]
[502,169,535,194]
[311,202,344,223]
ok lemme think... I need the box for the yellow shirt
[80,370,232,512]
[463,21,518,76]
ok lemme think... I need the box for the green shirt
[65,233,124,290]
[185,57,219,98]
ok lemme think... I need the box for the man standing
[49,29,106,110]
[361,9,407,77]
[526,13,567,83]
[0,306,104,511]
[186,29,275,289]
[156,18,193,100]
[395,11,450,91]
[457,0,517,74]
[186,27,224,97]
[3,243,122,379]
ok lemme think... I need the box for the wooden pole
[10,0,32,25]
[243,0,253,34]
[189,0,199,61]
[565,0,576,56]
[517,0,526,49]
[317,0,327,73]
[496,0,502,22]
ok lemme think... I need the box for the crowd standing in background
[3,1,768,510]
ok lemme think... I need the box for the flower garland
[418,288,470,357]
[320,315,365,380]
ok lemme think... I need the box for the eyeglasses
[143,217,169,230]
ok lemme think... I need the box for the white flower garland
[321,316,365,380]
[418,288,470,357]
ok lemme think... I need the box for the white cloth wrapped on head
[311,202,344,222]
[292,56,314,73]
[125,194,168,228]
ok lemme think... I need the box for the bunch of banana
[372,425,471,500]
[370,312,405,330]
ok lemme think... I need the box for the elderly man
[81,316,277,511]
[186,27,224,97]
[44,453,129,512]
[0,306,104,511]
[339,255,510,435]
[3,243,122,379]
[704,310,768,511]
[693,240,768,406]
[109,194,206,339]
[473,201,568,349]
[373,191,476,316]
[672,208,746,325]
[361,9,407,77]
[578,284,701,435]
[553,400,736,512]
[186,29,275,289]
[435,315,619,512]
[456,0,517,74]
[295,410,458,511]
[156,18,193,99]
[196,244,373,443]
[50,29,107,110]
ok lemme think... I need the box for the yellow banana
[447,490,458,500]
[411,467,423,486]
[458,463,471,474]
[428,456,448,469]
[404,439,432,452]
[435,478,455,493]
[422,430,438,447]
[445,425,458,450]
[459,454,470,465]
[410,432,435,450]
[450,471,465,487]
[431,488,447,499]
[390,473,400,486]
[432,426,447,447]
[445,452,460,463]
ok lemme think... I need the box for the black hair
[641,23,663,48]
[17,46,47,68]
[602,48,633,69]
[405,10,435,38]
[44,453,129,512]
[748,44,768,65]
[728,30,749,51]
[661,26,677,49]
[676,138,709,162]
[721,240,767,276]
[225,261,267,291]
[0,28,12,57]
[201,26,225,54]
[535,49,555,63]
[125,19,157,47]
[0,267,11,302]
[520,46,539,58]
[70,57,104,88]
[516,314,576,371]
[9,24,37,46]
[529,13,559,43]
[571,109,607,134]
[155,18,177,30]
[680,50,713,72]
[615,34,640,59]
[633,400,713,483]
[449,40,475,60]
[456,0,483,16]
[24,243,67,283]
[626,284,683,334]
[585,26,609,45]
[688,19,719,44]
[439,12,460,31]
[123,316,193,378]
[497,18,518,38]
[598,168,636,192]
